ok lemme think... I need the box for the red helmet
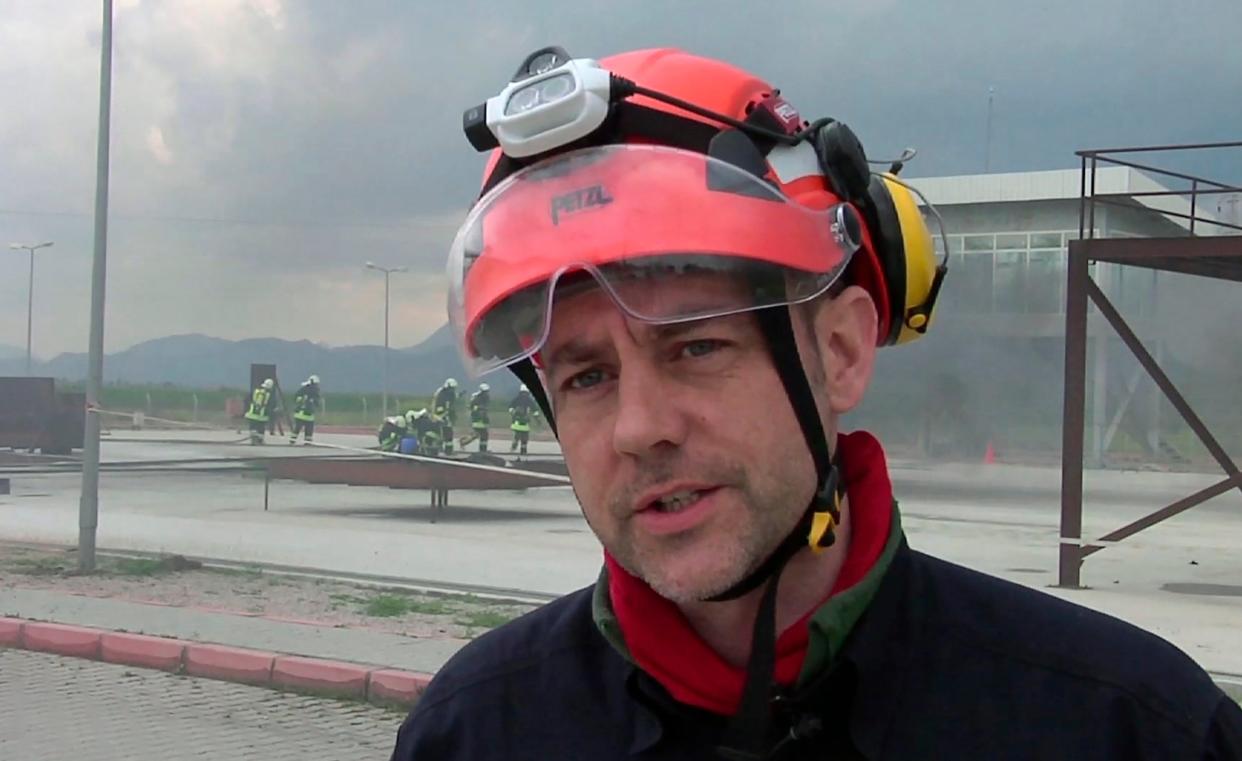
[449,48,889,377]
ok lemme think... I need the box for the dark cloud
[1,0,1239,356]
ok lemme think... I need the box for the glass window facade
[922,226,1153,317]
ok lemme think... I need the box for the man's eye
[681,339,724,358]
[567,368,607,390]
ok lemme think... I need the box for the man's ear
[807,285,878,415]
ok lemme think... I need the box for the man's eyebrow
[544,337,602,368]
[546,314,746,364]
[640,310,753,342]
[646,319,715,341]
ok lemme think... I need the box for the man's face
[541,274,821,603]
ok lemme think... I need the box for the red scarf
[605,430,892,715]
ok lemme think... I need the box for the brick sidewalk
[0,649,403,760]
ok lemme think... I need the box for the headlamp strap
[478,101,722,198]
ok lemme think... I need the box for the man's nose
[610,355,689,458]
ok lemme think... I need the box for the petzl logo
[550,184,614,225]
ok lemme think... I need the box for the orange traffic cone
[983,440,997,464]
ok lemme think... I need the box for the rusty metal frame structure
[1059,140,1242,588]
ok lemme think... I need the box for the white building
[875,166,1235,464]
[910,166,1208,336]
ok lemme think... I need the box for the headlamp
[504,73,576,115]
[462,46,817,166]
[463,47,614,158]
[521,49,566,78]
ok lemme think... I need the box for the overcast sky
[2,0,1240,358]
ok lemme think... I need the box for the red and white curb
[0,616,432,707]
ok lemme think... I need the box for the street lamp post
[8,241,54,375]
[365,262,407,421]
[79,0,114,573]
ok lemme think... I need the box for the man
[243,378,273,446]
[406,408,441,455]
[392,48,1242,760]
[433,378,460,454]
[468,383,491,452]
[289,374,321,445]
[265,388,285,437]
[376,412,407,453]
[507,384,538,456]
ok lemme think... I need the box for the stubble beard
[579,457,807,605]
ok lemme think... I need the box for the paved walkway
[0,587,461,674]
[0,649,402,760]
[3,430,1239,682]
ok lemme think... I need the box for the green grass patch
[112,558,170,576]
[8,556,68,575]
[359,593,456,618]
[453,610,516,630]
[363,594,416,617]
[403,598,454,615]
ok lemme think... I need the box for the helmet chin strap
[710,303,842,603]
[711,303,843,761]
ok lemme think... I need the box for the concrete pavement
[2,430,1239,679]
[0,649,401,760]
[0,587,461,675]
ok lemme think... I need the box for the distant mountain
[403,323,456,357]
[0,326,520,394]
[0,344,26,361]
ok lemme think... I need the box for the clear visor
[447,144,861,377]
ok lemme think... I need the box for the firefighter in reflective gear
[508,384,538,455]
[406,408,441,454]
[377,414,408,453]
[433,378,459,454]
[266,387,285,437]
[244,379,274,445]
[469,383,491,452]
[289,374,321,445]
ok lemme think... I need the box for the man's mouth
[650,489,707,513]
[632,484,724,535]
[639,485,721,514]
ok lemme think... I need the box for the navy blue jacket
[391,540,1242,759]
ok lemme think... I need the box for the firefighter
[508,384,538,456]
[289,374,321,445]
[243,378,274,445]
[377,413,408,453]
[266,385,285,437]
[468,383,491,452]
[432,378,459,454]
[406,408,441,455]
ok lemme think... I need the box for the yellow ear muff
[878,173,942,345]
